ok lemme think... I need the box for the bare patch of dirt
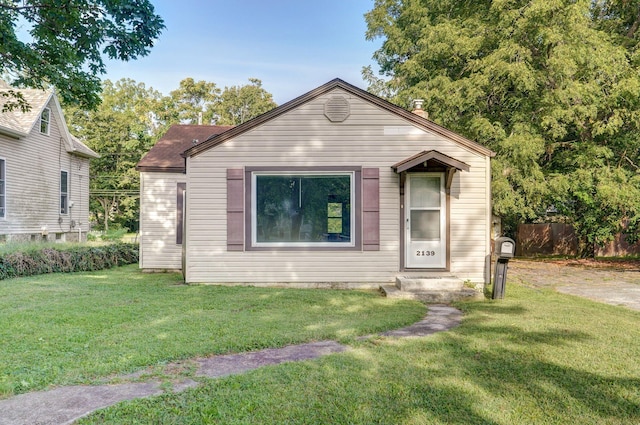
[524,257,640,271]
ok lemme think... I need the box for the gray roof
[0,85,53,136]
[0,81,99,158]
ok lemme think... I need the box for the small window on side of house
[40,107,51,135]
[176,183,186,244]
[0,159,5,218]
[60,170,68,214]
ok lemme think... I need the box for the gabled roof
[69,135,100,159]
[136,124,234,173]
[183,78,496,159]
[0,81,99,158]
[392,150,471,173]
[0,84,54,138]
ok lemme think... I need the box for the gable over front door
[393,150,470,271]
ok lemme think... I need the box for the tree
[365,0,640,256]
[1,0,164,110]
[211,78,277,125]
[165,78,220,125]
[65,77,277,231]
[159,77,277,126]
[65,79,163,231]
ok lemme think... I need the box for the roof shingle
[136,125,233,172]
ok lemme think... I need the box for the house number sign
[416,250,436,257]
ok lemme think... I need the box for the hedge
[0,243,139,280]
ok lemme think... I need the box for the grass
[78,281,640,424]
[0,265,425,397]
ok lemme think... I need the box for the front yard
[2,264,640,424]
[0,265,424,397]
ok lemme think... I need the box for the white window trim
[60,169,69,215]
[0,158,5,219]
[40,107,51,135]
[251,171,356,248]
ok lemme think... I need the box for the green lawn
[0,265,425,397]
[79,280,640,424]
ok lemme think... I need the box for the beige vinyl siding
[139,172,184,270]
[0,98,91,240]
[186,88,490,284]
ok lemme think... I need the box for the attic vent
[324,96,350,122]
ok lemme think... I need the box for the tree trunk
[97,196,117,231]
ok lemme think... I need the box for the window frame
[0,158,5,219]
[245,167,362,251]
[176,183,186,245]
[40,107,51,135]
[60,170,69,215]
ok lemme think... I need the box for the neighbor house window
[251,171,355,248]
[60,170,68,214]
[0,159,5,218]
[40,107,51,134]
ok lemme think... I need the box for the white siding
[0,98,92,241]
[185,88,490,284]
[139,172,184,270]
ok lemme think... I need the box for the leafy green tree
[166,78,220,125]
[65,77,277,231]
[65,79,163,231]
[211,78,277,125]
[365,0,640,256]
[1,0,164,110]
[159,77,277,126]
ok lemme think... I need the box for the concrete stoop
[381,276,483,302]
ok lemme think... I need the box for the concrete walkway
[0,305,462,425]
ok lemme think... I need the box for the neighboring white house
[138,79,495,291]
[0,81,99,242]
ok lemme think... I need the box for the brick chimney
[411,99,428,119]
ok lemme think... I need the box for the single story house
[0,81,99,242]
[137,79,495,289]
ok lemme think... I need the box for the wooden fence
[516,223,640,257]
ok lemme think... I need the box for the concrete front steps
[381,276,483,303]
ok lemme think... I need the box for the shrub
[0,243,139,280]
[101,228,128,242]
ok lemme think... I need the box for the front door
[405,173,446,268]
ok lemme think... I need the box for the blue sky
[103,0,383,105]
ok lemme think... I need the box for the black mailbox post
[493,237,516,299]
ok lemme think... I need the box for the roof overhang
[136,165,186,173]
[0,127,27,139]
[392,150,470,173]
[392,150,471,193]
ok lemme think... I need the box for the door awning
[392,150,470,193]
[392,150,470,173]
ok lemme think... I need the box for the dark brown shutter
[362,168,380,251]
[227,169,244,251]
[176,183,186,245]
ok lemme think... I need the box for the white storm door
[405,173,446,268]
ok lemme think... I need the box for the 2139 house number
[416,250,436,257]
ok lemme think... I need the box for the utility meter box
[495,237,516,259]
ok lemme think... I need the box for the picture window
[251,172,354,248]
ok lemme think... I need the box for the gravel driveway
[508,259,640,311]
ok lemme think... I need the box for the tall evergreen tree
[365,0,640,255]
